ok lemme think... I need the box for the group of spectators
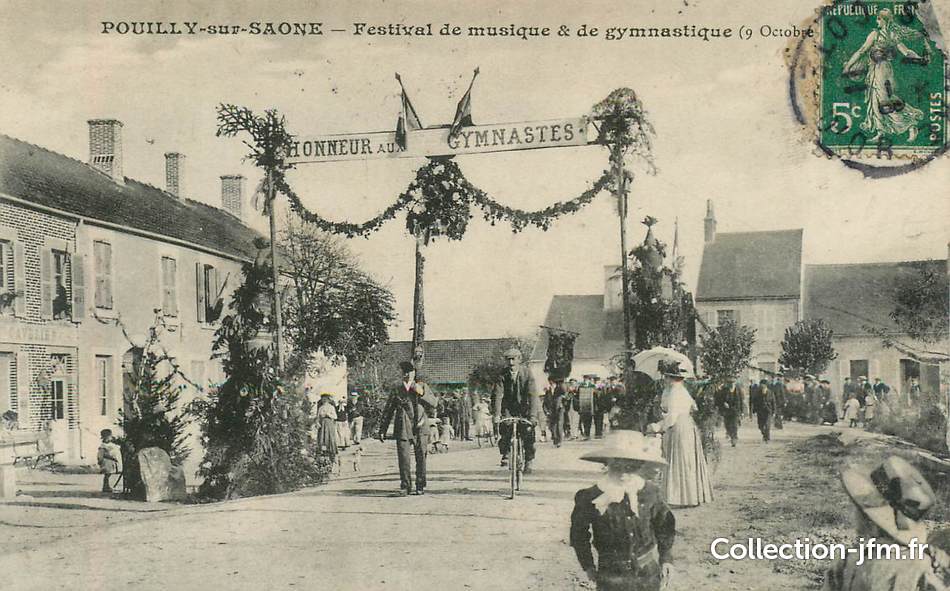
[314,390,367,461]
[541,376,624,447]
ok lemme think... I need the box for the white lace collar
[593,473,646,516]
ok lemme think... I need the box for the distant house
[694,201,804,377]
[528,266,626,387]
[803,260,946,395]
[356,338,518,391]
[694,199,946,398]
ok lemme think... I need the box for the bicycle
[498,417,533,499]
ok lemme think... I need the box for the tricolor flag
[395,73,423,150]
[448,67,479,141]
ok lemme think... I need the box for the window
[93,241,113,309]
[849,359,869,381]
[96,356,112,416]
[52,250,70,319]
[0,242,13,315]
[717,309,736,326]
[161,257,178,316]
[197,263,223,323]
[50,379,65,420]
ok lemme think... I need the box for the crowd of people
[711,373,923,445]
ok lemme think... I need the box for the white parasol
[631,347,695,380]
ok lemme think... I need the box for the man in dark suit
[715,380,743,447]
[493,348,540,471]
[751,379,776,442]
[377,361,432,496]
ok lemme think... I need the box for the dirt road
[0,422,838,590]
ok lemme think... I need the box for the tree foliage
[281,217,396,368]
[115,318,191,499]
[189,260,330,500]
[699,320,757,382]
[779,319,838,376]
[890,263,948,344]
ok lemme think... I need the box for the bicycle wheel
[515,437,524,492]
[509,431,519,499]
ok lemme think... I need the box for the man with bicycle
[493,348,540,472]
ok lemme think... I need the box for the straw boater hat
[841,456,936,545]
[580,430,667,466]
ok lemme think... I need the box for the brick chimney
[164,152,185,198]
[87,119,124,182]
[604,265,623,311]
[220,175,245,220]
[704,199,717,243]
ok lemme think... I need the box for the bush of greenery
[870,390,948,454]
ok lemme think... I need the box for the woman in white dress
[647,363,713,507]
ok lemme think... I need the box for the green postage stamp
[819,0,947,158]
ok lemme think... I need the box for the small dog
[351,446,363,472]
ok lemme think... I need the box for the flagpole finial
[395,72,402,82]
[474,66,480,77]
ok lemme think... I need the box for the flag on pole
[672,217,679,261]
[395,73,423,150]
[448,67,479,141]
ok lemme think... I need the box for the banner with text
[285,118,592,164]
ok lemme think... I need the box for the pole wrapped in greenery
[190,260,330,500]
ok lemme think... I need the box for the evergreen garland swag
[216,103,610,239]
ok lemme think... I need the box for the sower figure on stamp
[377,361,434,496]
[570,431,675,591]
[493,348,539,472]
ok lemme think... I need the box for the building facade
[0,121,267,467]
[695,200,946,401]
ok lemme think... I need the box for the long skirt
[661,416,713,507]
[336,420,351,448]
[317,417,338,460]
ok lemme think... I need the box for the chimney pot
[704,199,717,243]
[87,119,124,183]
[220,175,245,220]
[164,152,185,198]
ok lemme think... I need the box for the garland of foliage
[216,104,610,240]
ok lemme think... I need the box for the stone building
[0,120,267,465]
[695,200,946,398]
[694,200,804,377]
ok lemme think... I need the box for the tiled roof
[529,295,625,363]
[696,229,803,301]
[381,338,519,385]
[0,133,262,260]
[804,260,946,337]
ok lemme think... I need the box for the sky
[0,0,947,342]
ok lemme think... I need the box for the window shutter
[71,254,85,321]
[40,248,53,319]
[13,242,26,317]
[16,350,29,423]
[195,262,206,323]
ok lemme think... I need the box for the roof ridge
[714,228,803,236]
[388,337,516,345]
[807,259,945,269]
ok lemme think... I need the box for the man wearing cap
[377,361,433,496]
[570,430,675,591]
[493,348,540,471]
[714,380,743,447]
[823,456,949,590]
